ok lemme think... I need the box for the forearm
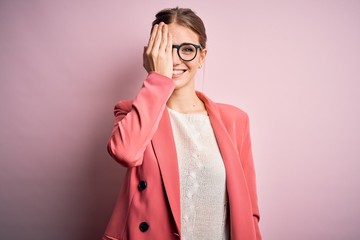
[107,72,175,167]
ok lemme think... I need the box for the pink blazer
[103,72,261,240]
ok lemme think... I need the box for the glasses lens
[179,44,197,61]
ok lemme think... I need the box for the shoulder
[213,102,251,142]
[215,102,250,124]
[197,91,250,124]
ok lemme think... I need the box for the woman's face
[168,23,207,90]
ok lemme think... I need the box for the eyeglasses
[172,43,202,62]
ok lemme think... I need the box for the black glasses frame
[172,43,202,62]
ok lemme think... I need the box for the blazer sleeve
[107,72,175,167]
[237,113,262,240]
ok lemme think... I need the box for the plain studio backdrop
[1,1,359,239]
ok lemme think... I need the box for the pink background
[1,1,359,239]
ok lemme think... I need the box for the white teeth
[173,70,185,75]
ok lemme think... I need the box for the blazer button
[138,180,147,191]
[139,222,149,232]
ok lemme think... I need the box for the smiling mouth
[172,69,186,76]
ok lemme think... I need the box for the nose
[172,48,182,65]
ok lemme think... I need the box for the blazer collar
[196,91,239,164]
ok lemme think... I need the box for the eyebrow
[172,42,201,47]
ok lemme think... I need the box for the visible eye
[180,45,196,55]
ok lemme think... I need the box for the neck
[167,88,206,114]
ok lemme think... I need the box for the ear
[199,48,207,65]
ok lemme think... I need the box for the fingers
[152,22,165,55]
[146,24,158,54]
[147,22,168,54]
[166,32,172,55]
[159,24,168,53]
[143,22,173,78]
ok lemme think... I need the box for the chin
[173,77,195,90]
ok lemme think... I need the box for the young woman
[103,7,262,240]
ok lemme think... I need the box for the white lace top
[168,108,229,240]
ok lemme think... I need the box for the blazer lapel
[197,92,239,167]
[151,109,181,234]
